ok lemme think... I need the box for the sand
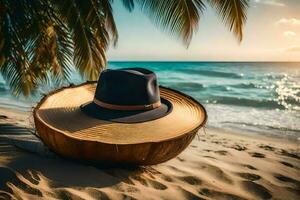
[0,107,299,200]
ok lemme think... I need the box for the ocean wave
[208,85,235,92]
[230,83,258,89]
[168,82,205,91]
[0,101,31,111]
[180,69,243,79]
[167,82,258,93]
[189,83,257,92]
[0,82,8,92]
[207,96,284,109]
[221,121,300,135]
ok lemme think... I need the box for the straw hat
[34,68,207,165]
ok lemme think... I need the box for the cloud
[276,18,300,26]
[286,46,300,52]
[254,0,285,6]
[283,31,297,37]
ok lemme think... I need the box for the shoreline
[206,126,300,145]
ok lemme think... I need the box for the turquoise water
[1,62,300,139]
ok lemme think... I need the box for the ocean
[1,62,299,140]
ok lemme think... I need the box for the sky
[107,0,300,61]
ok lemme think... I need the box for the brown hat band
[93,98,161,111]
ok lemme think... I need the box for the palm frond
[1,0,117,94]
[1,0,39,96]
[58,0,108,80]
[52,24,73,81]
[98,0,118,46]
[207,0,249,42]
[136,0,205,46]
[0,0,75,96]
[1,30,37,96]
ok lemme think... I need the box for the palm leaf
[136,0,205,46]
[99,0,118,46]
[1,0,74,96]
[1,0,39,96]
[207,0,249,42]
[57,0,117,80]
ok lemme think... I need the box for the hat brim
[80,98,173,123]
[34,83,207,145]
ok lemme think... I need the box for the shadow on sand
[0,123,152,199]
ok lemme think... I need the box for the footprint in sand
[121,178,135,186]
[242,164,257,170]
[201,164,233,184]
[85,189,111,200]
[113,183,140,194]
[177,157,185,162]
[279,149,300,160]
[248,152,265,158]
[236,172,261,181]
[121,194,137,200]
[148,179,168,190]
[214,150,229,156]
[131,176,147,186]
[160,175,174,183]
[125,186,140,193]
[56,189,86,200]
[231,144,247,151]
[279,161,294,168]
[199,188,247,200]
[178,176,202,186]
[274,174,300,188]
[211,140,221,145]
[258,144,276,151]
[241,181,272,200]
[131,176,167,190]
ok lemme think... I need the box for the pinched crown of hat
[94,68,161,111]
[80,68,173,123]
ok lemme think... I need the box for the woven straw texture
[34,82,207,165]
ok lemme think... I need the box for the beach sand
[0,107,299,200]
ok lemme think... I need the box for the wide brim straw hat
[34,69,207,165]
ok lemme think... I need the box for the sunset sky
[107,0,300,61]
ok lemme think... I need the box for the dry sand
[0,107,299,200]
